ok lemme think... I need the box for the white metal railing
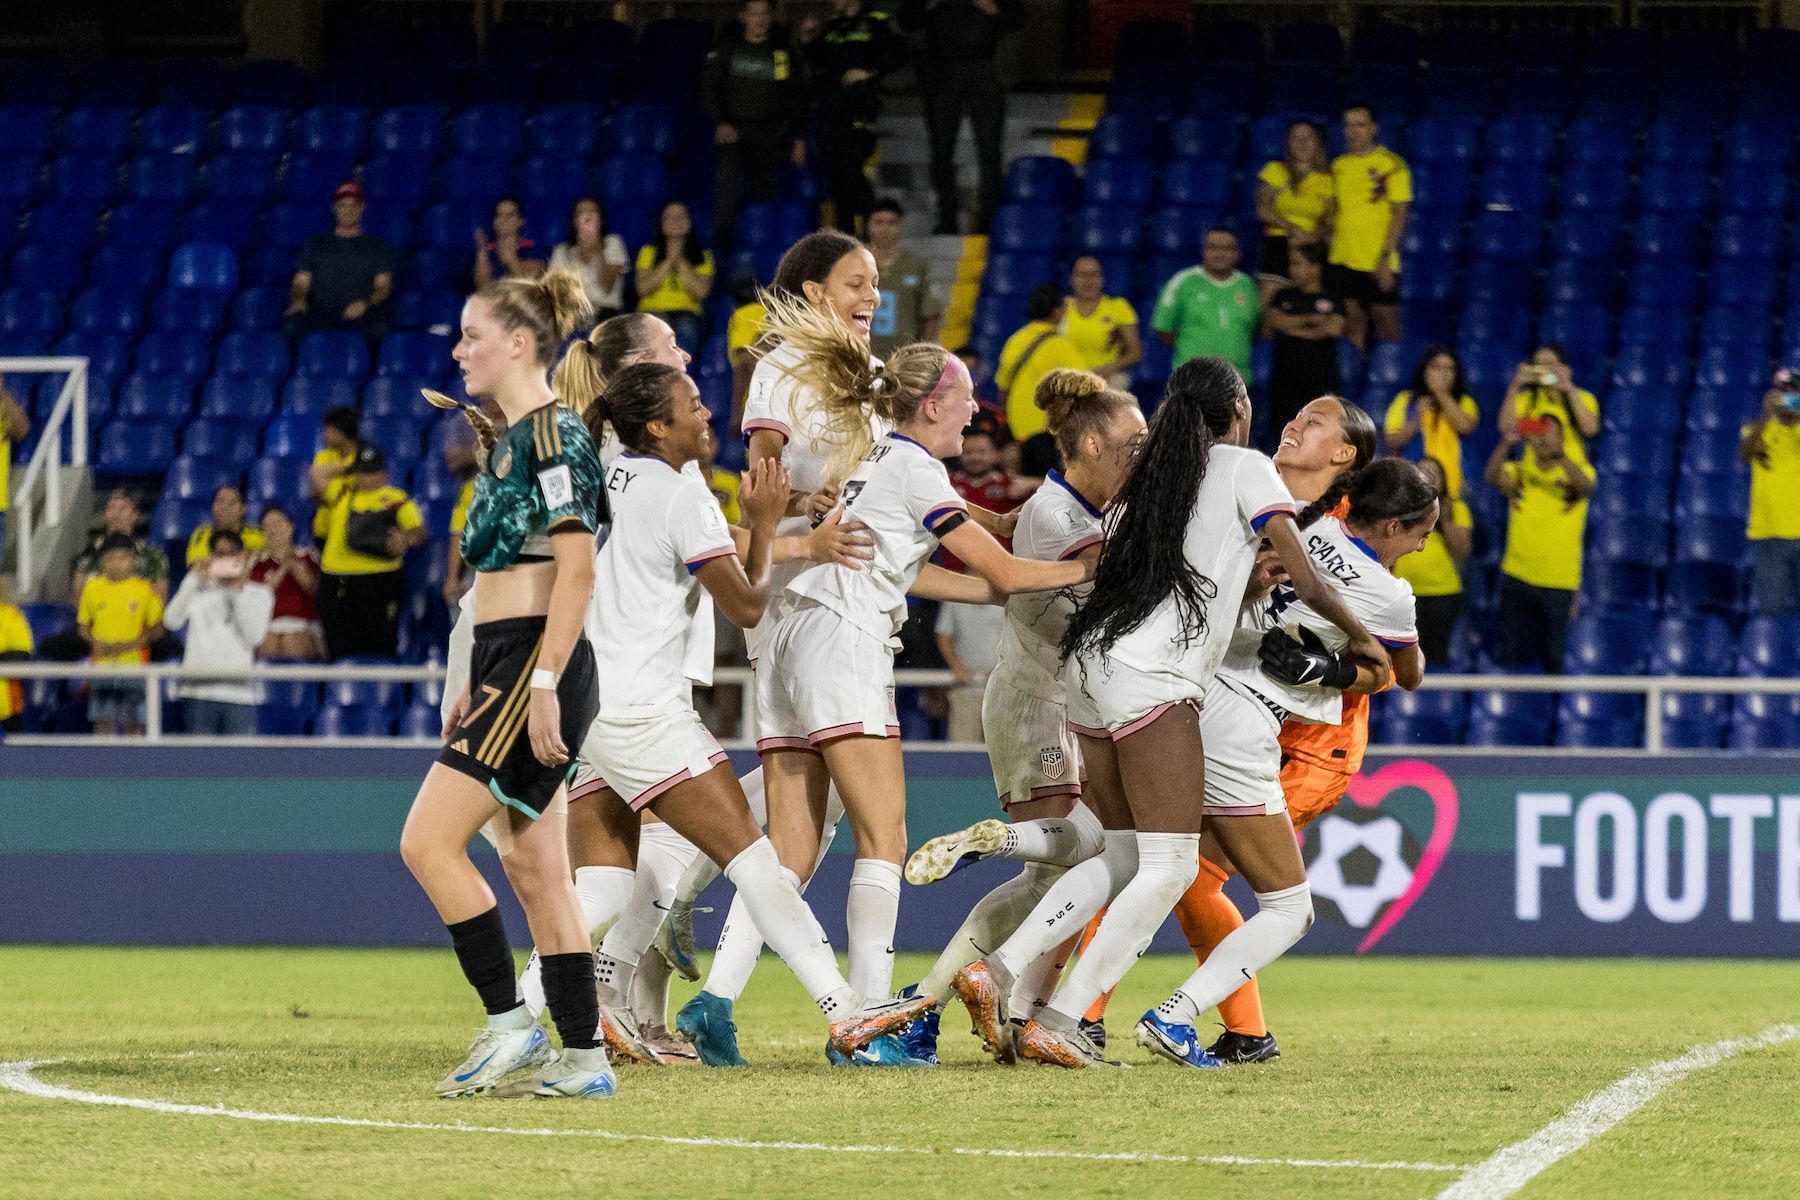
[4,357,90,598]
[5,662,1800,753]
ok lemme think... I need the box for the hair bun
[538,269,594,341]
[1034,367,1107,433]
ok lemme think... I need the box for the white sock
[722,837,855,1016]
[846,858,902,999]
[990,830,1138,981]
[999,802,1104,866]
[1160,883,1314,1026]
[519,953,547,1018]
[1045,831,1200,1025]
[596,878,672,1005]
[487,1002,533,1030]
[637,820,702,900]
[575,865,635,939]
[918,862,1060,999]
[705,889,764,1001]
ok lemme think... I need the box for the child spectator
[78,532,164,735]
[249,505,325,661]
[164,529,276,735]
[941,428,1028,571]
[1262,241,1345,436]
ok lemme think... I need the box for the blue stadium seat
[1376,688,1466,745]
[180,201,257,252]
[262,414,320,460]
[1477,163,1550,213]
[364,418,426,466]
[52,332,131,385]
[1651,615,1738,676]
[314,705,396,737]
[135,104,207,155]
[1611,344,1690,392]
[1717,163,1791,216]
[437,156,513,208]
[604,104,678,157]
[1583,559,1661,611]
[1421,66,1491,117]
[150,497,205,544]
[1406,115,1481,165]
[1590,472,1671,519]
[115,374,195,421]
[1143,209,1203,259]
[248,456,309,506]
[1564,612,1651,674]
[376,331,451,379]
[165,454,239,500]
[1638,162,1710,213]
[1498,68,1572,120]
[59,105,133,155]
[46,154,118,203]
[1083,157,1154,210]
[1728,693,1800,750]
[399,703,441,739]
[1408,161,1472,214]
[217,104,287,154]
[1485,115,1557,165]
[296,332,372,380]
[1466,689,1554,747]
[1693,346,1769,394]
[277,374,355,419]
[449,104,525,158]
[133,331,212,378]
[6,241,84,294]
[1069,205,1138,256]
[149,288,228,338]
[1470,209,1542,260]
[1089,112,1161,161]
[325,675,407,712]
[1587,511,1671,568]
[392,288,459,333]
[1659,692,1728,748]
[201,153,279,204]
[1346,64,1417,121]
[1564,118,1636,169]
[594,153,669,209]
[524,104,604,157]
[1166,114,1243,163]
[167,243,239,293]
[282,151,357,202]
[414,200,482,251]
[1722,121,1795,169]
[359,155,434,208]
[988,205,1064,253]
[126,153,199,203]
[96,419,177,476]
[370,105,446,159]
[1461,257,1532,306]
[231,286,288,332]
[1555,692,1642,748]
[0,154,41,208]
[1558,171,1629,214]
[198,375,278,424]
[0,105,55,158]
[1158,159,1232,211]
[214,331,289,380]
[362,376,436,421]
[733,201,810,250]
[1003,156,1078,208]
[1737,616,1800,677]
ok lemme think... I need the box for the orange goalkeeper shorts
[1280,754,1352,832]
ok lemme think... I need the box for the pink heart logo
[1342,759,1460,953]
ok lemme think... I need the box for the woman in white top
[564,361,933,1061]
[901,369,1143,1059]
[548,198,631,320]
[950,356,1389,1069]
[750,293,1095,1034]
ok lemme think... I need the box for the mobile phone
[1518,416,1551,437]
[1538,371,1559,387]
[1783,391,1800,414]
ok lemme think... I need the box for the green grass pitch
[1,947,1796,1199]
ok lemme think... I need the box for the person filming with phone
[1741,368,1800,617]
[1487,411,1594,673]
[1499,342,1600,464]
[163,529,276,736]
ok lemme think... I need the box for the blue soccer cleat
[501,1046,618,1099]
[825,1032,934,1067]
[1135,1010,1225,1069]
[675,990,751,1067]
[898,1006,940,1065]
[433,1021,550,1097]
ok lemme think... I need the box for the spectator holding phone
[1740,369,1800,617]
[1384,345,1480,498]
[1395,456,1472,666]
[313,444,425,660]
[249,505,325,661]
[164,529,276,735]
[1486,412,1594,673]
[1499,343,1600,464]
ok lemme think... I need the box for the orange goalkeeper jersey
[1275,495,1372,778]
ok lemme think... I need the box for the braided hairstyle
[1345,458,1440,532]
[1035,367,1137,464]
[1293,396,1378,529]
[424,270,592,460]
[593,362,686,455]
[1062,356,1245,661]
[754,288,957,491]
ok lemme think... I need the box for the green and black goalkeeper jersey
[459,404,603,573]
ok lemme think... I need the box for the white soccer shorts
[982,663,1082,809]
[754,601,899,752]
[579,708,729,810]
[1197,677,1288,818]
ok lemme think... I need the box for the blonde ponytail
[552,337,607,417]
[754,288,890,490]
[423,389,500,464]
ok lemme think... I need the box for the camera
[1773,368,1800,412]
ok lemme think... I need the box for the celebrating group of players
[396,227,1437,1099]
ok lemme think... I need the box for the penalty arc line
[1437,1022,1800,1200]
[0,1059,1462,1174]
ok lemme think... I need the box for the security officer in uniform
[901,0,1022,235]
[705,0,807,247]
[808,0,909,237]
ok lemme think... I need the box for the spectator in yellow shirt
[0,372,29,569]
[77,532,166,734]
[1384,345,1480,498]
[726,270,768,432]
[636,201,715,351]
[313,444,425,661]
[184,483,265,567]
[308,405,361,501]
[1061,255,1140,387]
[996,284,1087,472]
[1741,375,1800,617]
[1499,343,1601,465]
[0,573,33,733]
[1394,457,1472,666]
[1326,103,1410,348]
[1255,119,1334,306]
[1486,414,1594,674]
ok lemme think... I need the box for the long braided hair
[1293,396,1378,529]
[1062,356,1245,661]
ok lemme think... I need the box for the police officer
[808,0,909,238]
[706,0,807,247]
[901,0,1022,235]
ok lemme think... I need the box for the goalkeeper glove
[1258,626,1359,690]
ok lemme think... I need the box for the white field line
[1438,1023,1800,1200]
[0,1059,1462,1174]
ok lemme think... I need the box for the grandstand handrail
[4,356,90,598]
[8,663,1800,753]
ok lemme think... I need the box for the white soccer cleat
[503,1046,618,1099]
[905,819,1009,885]
[434,1022,551,1097]
[599,998,665,1066]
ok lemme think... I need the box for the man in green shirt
[865,197,942,359]
[1151,228,1258,379]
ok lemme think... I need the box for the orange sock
[1172,857,1266,1036]
[1077,911,1116,1023]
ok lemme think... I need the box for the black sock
[540,952,601,1050]
[446,907,520,1016]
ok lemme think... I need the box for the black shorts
[1325,263,1400,307]
[438,615,599,818]
[1257,234,1291,282]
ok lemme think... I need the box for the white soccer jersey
[1106,444,1296,692]
[996,469,1105,700]
[591,454,737,718]
[741,342,889,660]
[786,432,968,642]
[1219,514,1419,724]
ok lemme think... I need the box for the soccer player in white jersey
[898,369,1142,1060]
[568,360,933,1060]
[948,357,1390,1068]
[1137,457,1433,1067]
[743,294,1095,1052]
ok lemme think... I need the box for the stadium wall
[2,746,1797,955]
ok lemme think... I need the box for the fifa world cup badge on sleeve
[539,465,573,508]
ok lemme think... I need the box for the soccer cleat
[653,899,706,982]
[949,961,1012,1062]
[675,991,751,1067]
[433,1022,551,1097]
[1135,1011,1225,1070]
[1080,1017,1107,1051]
[905,819,1009,885]
[1207,1028,1281,1064]
[827,993,937,1057]
[641,1022,702,1064]
[501,1046,618,1099]
[1017,1019,1126,1069]
[598,1000,664,1066]
[898,1006,941,1065]
[825,1032,935,1067]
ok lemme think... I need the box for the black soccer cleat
[1206,1029,1281,1064]
[1079,1017,1107,1051]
